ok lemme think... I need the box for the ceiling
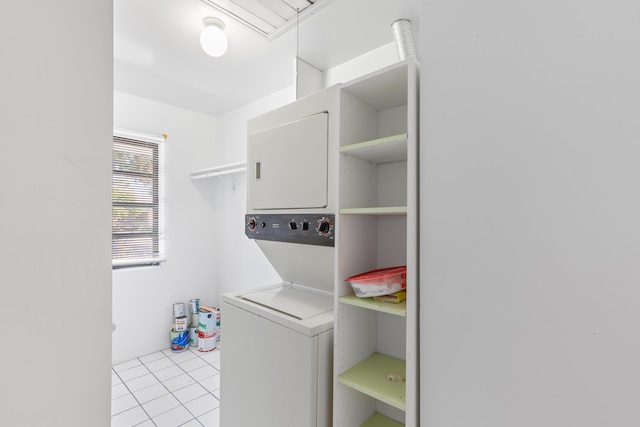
[114,0,419,117]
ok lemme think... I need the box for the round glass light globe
[200,26,228,57]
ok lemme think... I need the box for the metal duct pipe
[391,18,417,60]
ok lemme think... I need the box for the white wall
[209,87,292,306]
[0,2,113,426]
[112,91,218,363]
[325,42,399,87]
[420,1,640,425]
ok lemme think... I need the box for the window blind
[112,130,165,268]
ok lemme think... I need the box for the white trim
[113,128,164,144]
[113,257,166,268]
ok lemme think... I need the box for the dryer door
[248,112,328,210]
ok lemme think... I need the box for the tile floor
[111,346,221,427]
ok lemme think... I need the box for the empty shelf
[361,412,404,427]
[339,206,407,215]
[190,161,247,180]
[337,352,406,411]
[340,134,407,164]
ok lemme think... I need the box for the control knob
[247,217,257,231]
[317,218,332,236]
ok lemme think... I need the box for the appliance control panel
[245,214,335,247]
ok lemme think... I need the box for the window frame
[112,129,166,269]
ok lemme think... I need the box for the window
[112,130,165,268]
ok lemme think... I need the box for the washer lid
[240,286,333,320]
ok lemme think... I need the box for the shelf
[339,295,406,317]
[340,133,408,164]
[361,412,404,427]
[339,206,407,216]
[190,161,247,180]
[337,352,406,411]
[341,60,409,111]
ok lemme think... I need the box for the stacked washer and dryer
[220,86,341,427]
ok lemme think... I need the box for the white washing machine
[220,214,336,427]
[221,281,333,427]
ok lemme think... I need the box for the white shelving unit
[334,59,419,427]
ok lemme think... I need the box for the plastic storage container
[345,266,406,298]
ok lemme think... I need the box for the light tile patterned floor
[111,347,221,427]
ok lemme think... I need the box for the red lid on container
[346,266,406,282]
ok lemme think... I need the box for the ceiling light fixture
[200,17,228,57]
